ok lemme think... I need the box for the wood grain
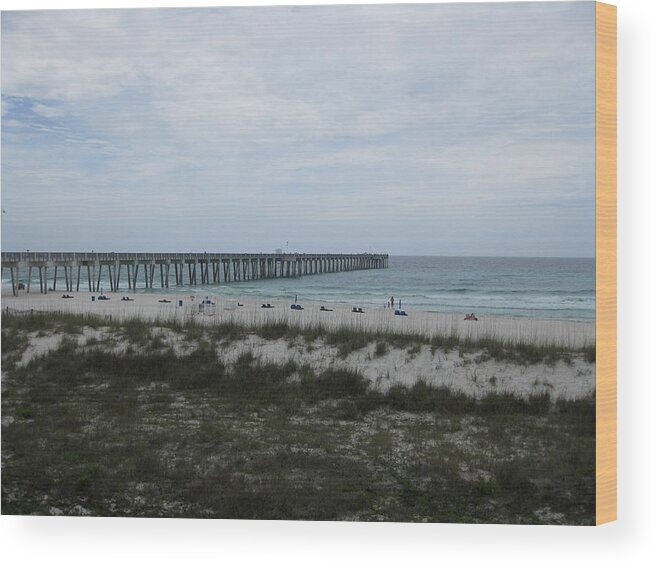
[595,1,617,525]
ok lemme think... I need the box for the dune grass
[3,309,594,365]
[1,311,595,523]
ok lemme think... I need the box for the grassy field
[1,311,595,523]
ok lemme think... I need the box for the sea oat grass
[1,312,595,523]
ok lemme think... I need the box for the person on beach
[390,296,394,308]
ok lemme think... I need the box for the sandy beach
[2,290,595,347]
[2,290,596,400]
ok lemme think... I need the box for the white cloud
[31,102,64,118]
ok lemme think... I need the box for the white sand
[2,291,596,399]
[2,290,595,347]
[216,335,595,399]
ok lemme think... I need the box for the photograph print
[1,2,605,524]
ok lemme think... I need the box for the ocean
[3,256,595,321]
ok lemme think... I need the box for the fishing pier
[1,252,389,295]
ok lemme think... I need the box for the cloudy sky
[1,2,595,256]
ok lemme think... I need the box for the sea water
[2,256,595,321]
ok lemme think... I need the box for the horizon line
[0,249,595,260]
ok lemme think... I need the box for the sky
[1,2,596,256]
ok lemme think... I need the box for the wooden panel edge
[595,1,617,526]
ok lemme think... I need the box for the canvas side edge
[595,1,617,526]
